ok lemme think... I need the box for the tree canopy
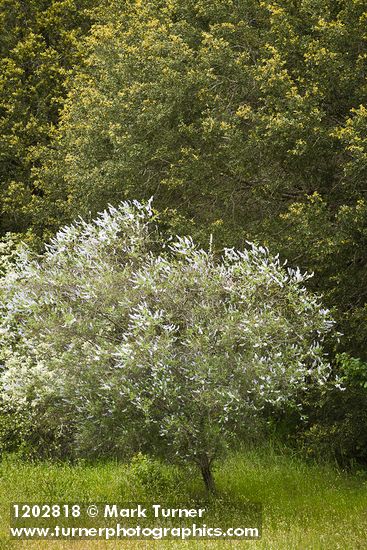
[0,0,96,240]
[21,0,366,357]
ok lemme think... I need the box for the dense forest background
[1,0,367,464]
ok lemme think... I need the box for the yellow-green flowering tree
[35,1,367,356]
[0,0,96,242]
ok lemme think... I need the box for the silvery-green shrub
[0,200,334,489]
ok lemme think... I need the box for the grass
[0,446,366,549]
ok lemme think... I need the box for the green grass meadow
[0,447,366,549]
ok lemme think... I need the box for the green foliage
[129,453,184,497]
[0,0,96,241]
[0,201,335,489]
[0,404,75,460]
[300,388,367,467]
[297,353,367,466]
[266,194,367,357]
[0,407,22,455]
[0,233,19,277]
[337,352,367,389]
[37,0,268,242]
[29,0,367,357]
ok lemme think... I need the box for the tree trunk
[199,455,216,494]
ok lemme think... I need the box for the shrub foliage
[0,201,334,489]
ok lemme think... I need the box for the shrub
[300,354,367,466]
[0,200,335,490]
